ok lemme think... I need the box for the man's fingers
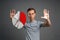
[41,9,50,19]
[12,9,16,13]
[10,9,16,13]
[43,9,50,16]
[10,9,16,19]
[48,10,49,15]
[43,9,48,16]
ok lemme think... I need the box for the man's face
[28,10,36,20]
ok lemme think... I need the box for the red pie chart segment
[19,11,26,25]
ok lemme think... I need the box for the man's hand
[41,9,51,27]
[10,9,16,19]
[41,9,49,19]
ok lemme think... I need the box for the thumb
[41,16,44,18]
[41,16,47,19]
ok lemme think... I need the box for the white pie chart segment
[12,11,24,29]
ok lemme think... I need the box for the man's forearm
[47,18,51,26]
[43,18,51,27]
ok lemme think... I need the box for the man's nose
[30,14,32,16]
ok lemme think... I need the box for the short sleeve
[23,23,27,29]
[37,21,44,27]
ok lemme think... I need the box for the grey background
[0,0,60,40]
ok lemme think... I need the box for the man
[10,8,51,40]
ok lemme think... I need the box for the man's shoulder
[37,20,43,23]
[25,20,44,24]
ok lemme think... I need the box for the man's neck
[30,19,35,22]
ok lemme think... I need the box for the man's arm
[10,9,24,29]
[41,9,51,27]
[41,18,51,27]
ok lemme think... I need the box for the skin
[27,10,36,22]
[10,9,16,19]
[41,9,51,27]
[10,9,51,27]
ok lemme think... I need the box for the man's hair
[27,8,36,13]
